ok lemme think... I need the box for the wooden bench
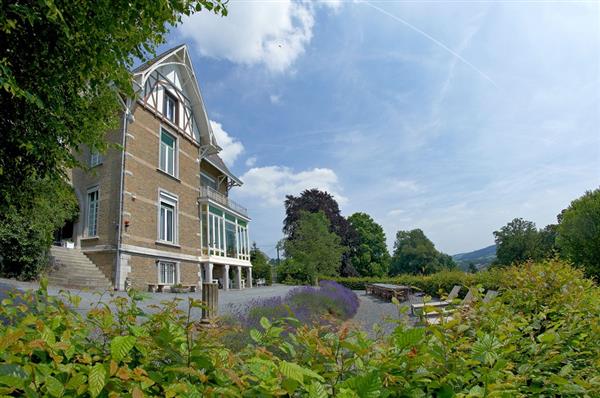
[148,284,198,293]
[366,283,411,302]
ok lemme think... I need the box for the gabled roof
[131,44,220,150]
[132,44,186,73]
[205,154,243,186]
[131,45,244,186]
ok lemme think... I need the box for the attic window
[163,91,178,124]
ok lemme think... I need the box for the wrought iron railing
[199,186,248,217]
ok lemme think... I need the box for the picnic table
[366,283,411,302]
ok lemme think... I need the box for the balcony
[199,186,248,217]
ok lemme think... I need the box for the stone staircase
[47,246,113,290]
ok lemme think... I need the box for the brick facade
[68,45,252,291]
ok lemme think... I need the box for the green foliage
[0,260,598,396]
[282,211,345,284]
[556,188,600,278]
[0,177,78,279]
[0,0,226,281]
[390,229,456,275]
[326,269,502,296]
[347,212,390,277]
[0,0,226,202]
[493,217,556,265]
[284,189,358,276]
[250,242,272,285]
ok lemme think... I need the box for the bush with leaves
[0,259,598,396]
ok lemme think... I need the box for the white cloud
[179,1,325,72]
[210,120,244,167]
[245,156,257,167]
[237,166,346,206]
[391,179,420,192]
[269,94,281,104]
[387,209,406,217]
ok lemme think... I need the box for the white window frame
[200,172,218,190]
[90,151,101,167]
[163,90,178,124]
[158,190,178,244]
[159,127,178,178]
[157,260,179,285]
[85,186,99,237]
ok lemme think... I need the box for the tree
[347,212,390,276]
[493,218,544,265]
[389,229,450,275]
[0,0,227,204]
[556,188,600,278]
[0,0,226,279]
[283,189,358,276]
[0,178,78,279]
[283,211,345,284]
[250,243,272,285]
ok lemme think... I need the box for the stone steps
[48,247,113,290]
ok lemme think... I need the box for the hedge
[323,269,503,297]
[0,259,598,396]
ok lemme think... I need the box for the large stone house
[54,45,252,291]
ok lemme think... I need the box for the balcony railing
[199,186,248,217]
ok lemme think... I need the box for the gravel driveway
[0,279,412,333]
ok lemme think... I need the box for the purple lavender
[230,280,359,329]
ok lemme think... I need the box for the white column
[205,263,214,284]
[247,267,253,288]
[223,264,229,291]
[197,263,203,290]
[236,265,242,289]
[222,214,227,257]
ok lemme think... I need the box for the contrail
[360,0,498,87]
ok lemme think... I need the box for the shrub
[325,269,503,296]
[0,260,597,396]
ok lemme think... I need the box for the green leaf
[306,381,328,398]
[88,363,106,398]
[65,373,86,391]
[280,361,305,383]
[250,329,262,343]
[111,335,136,362]
[259,317,271,330]
[45,375,64,397]
[341,371,382,398]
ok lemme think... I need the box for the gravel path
[353,290,415,336]
[1,279,414,334]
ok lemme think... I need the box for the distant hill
[452,244,496,271]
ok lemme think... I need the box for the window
[90,151,101,167]
[158,261,177,285]
[159,192,177,243]
[86,187,99,237]
[226,221,237,258]
[163,91,178,124]
[201,173,218,190]
[159,129,176,176]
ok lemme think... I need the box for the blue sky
[165,1,598,257]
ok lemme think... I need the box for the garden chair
[410,285,461,315]
[423,288,476,324]
[482,290,498,303]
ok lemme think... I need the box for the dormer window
[163,91,178,124]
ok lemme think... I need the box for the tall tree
[0,0,226,279]
[250,243,272,285]
[0,0,226,203]
[390,229,451,275]
[283,211,345,284]
[556,188,600,278]
[347,212,390,276]
[493,218,544,265]
[283,189,358,276]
